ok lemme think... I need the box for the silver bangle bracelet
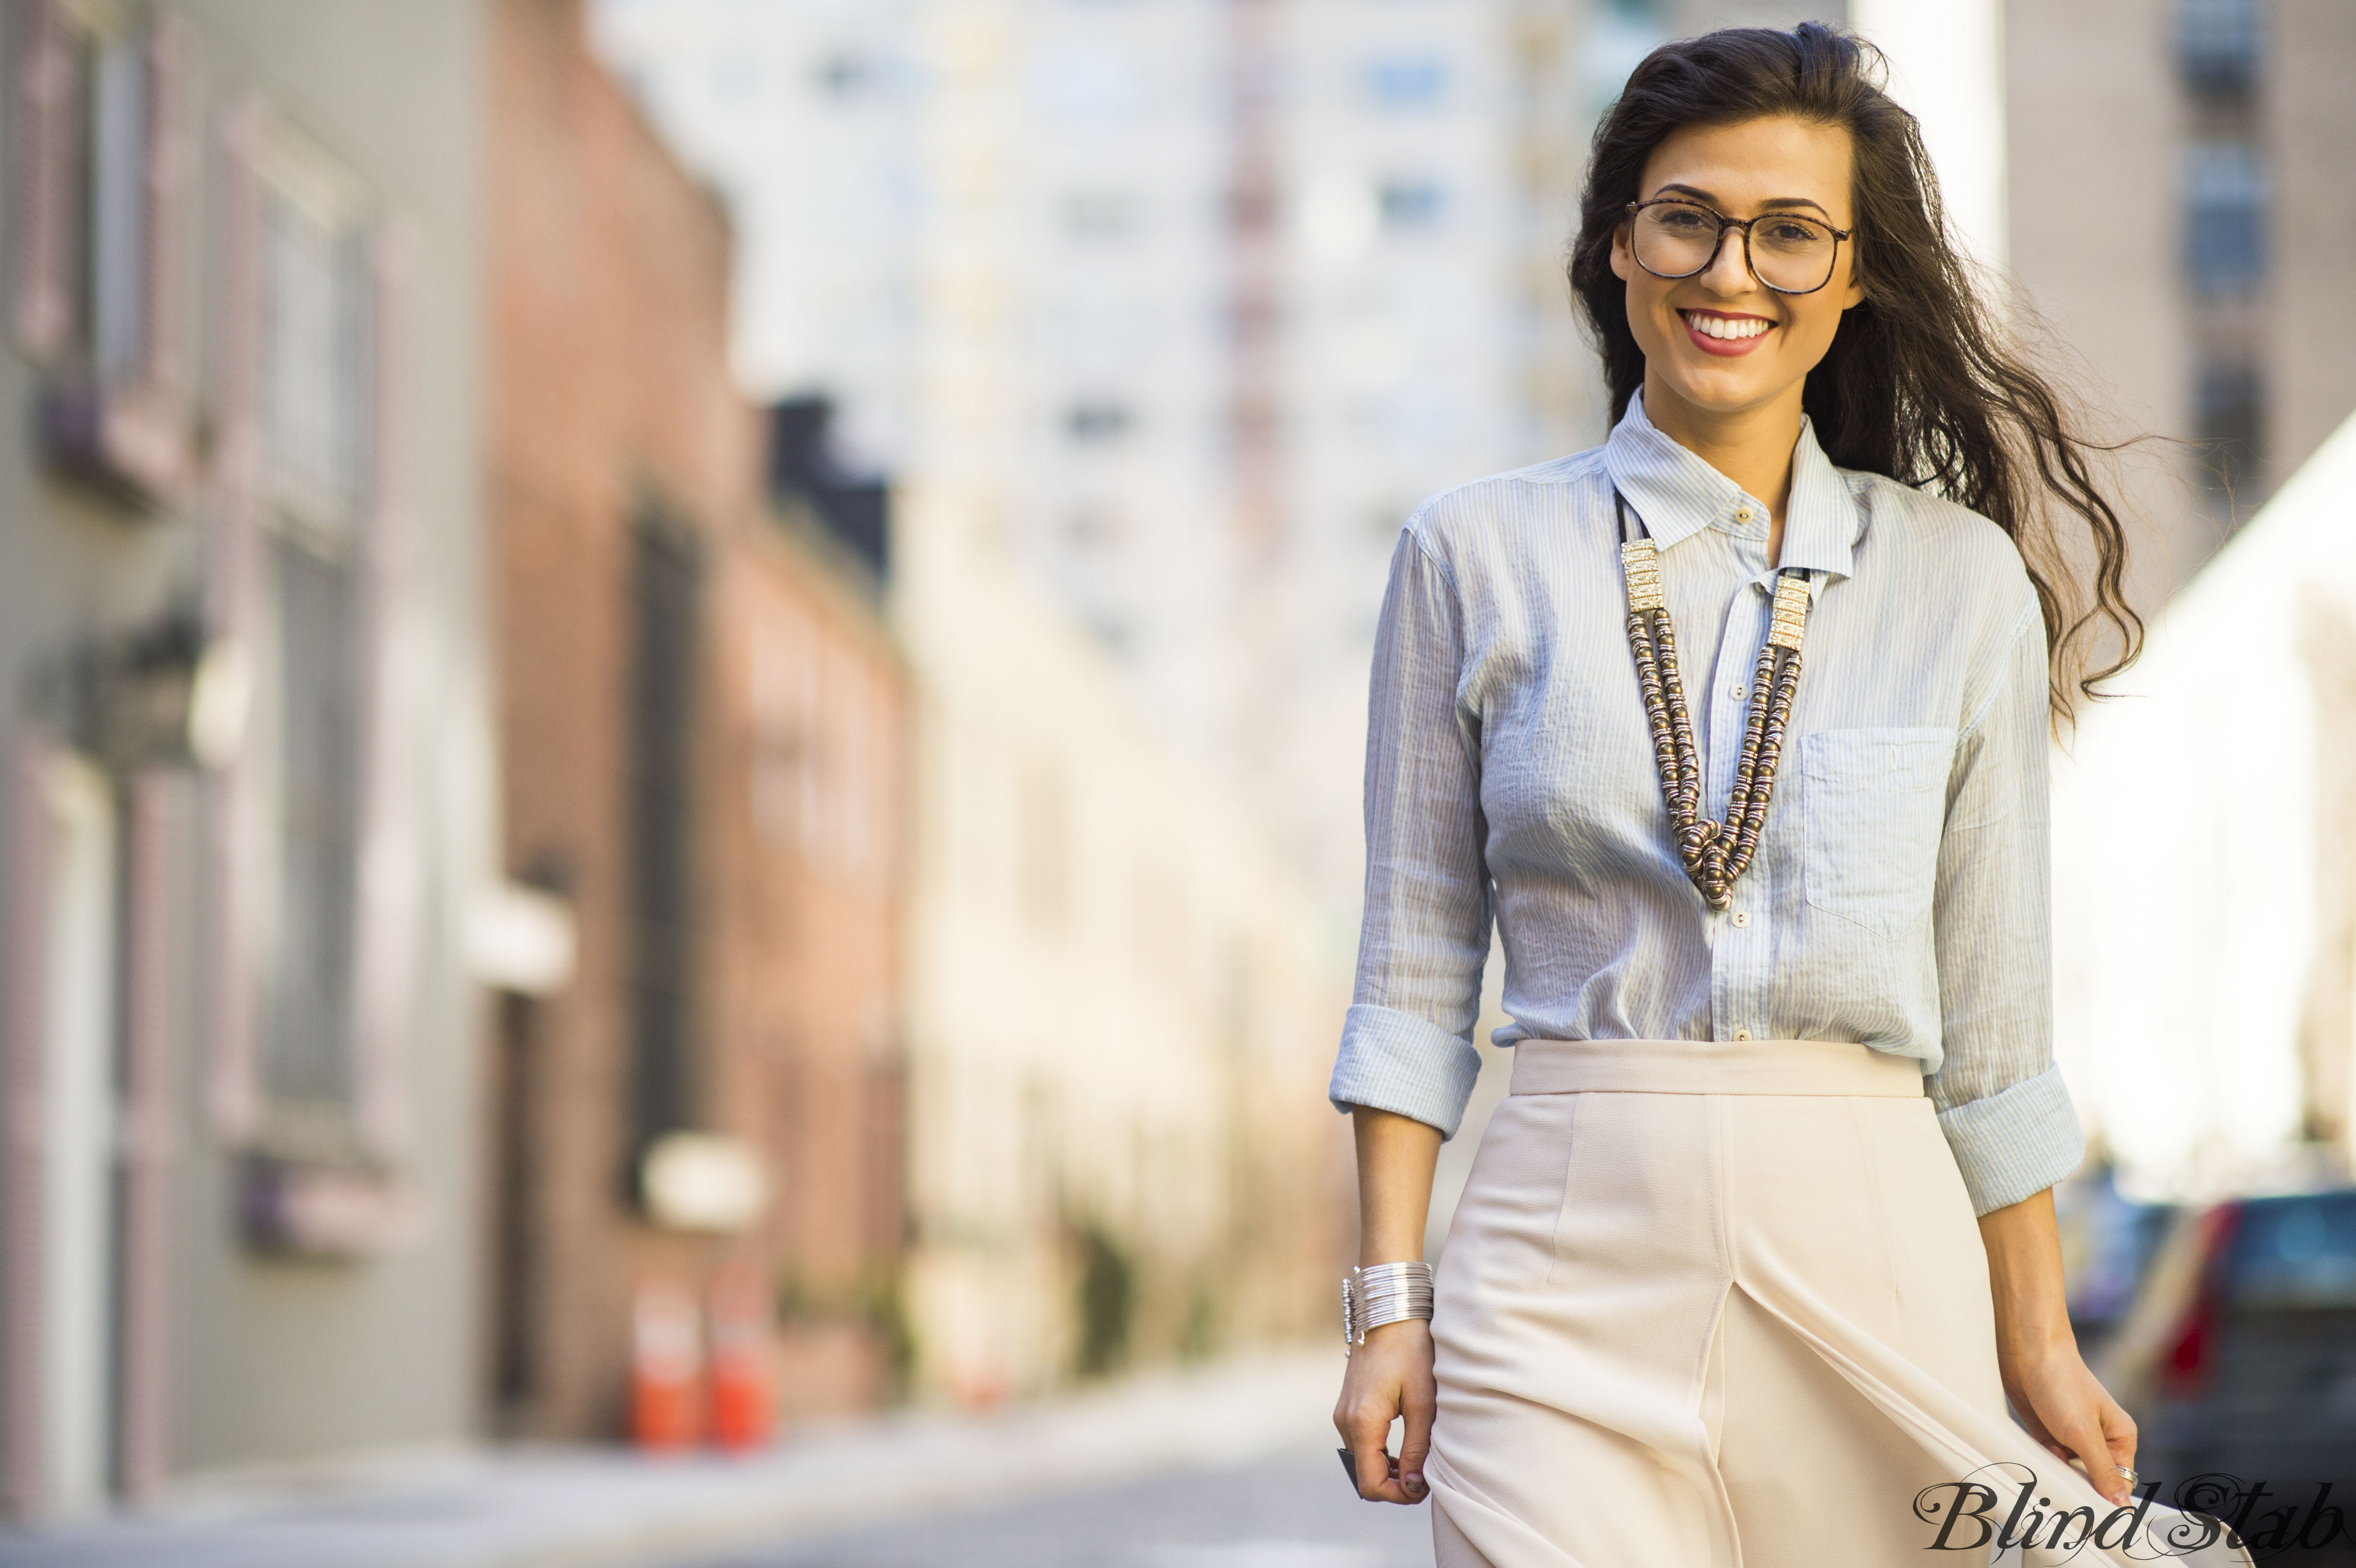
[1341,1261,1435,1354]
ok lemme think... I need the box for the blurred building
[591,0,1357,1402]
[2006,0,2356,608]
[0,0,492,1515]
[2051,407,2356,1202]
[890,490,1348,1400]
[482,0,908,1439]
[592,0,1591,905]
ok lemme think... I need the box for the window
[1363,55,1445,110]
[2182,141,2266,299]
[256,123,377,1130]
[259,130,373,542]
[1378,178,1445,233]
[265,538,361,1110]
[815,53,871,98]
[2193,360,2263,517]
[1065,398,1135,443]
[2179,0,2261,96]
[8,1,193,501]
[628,516,704,1159]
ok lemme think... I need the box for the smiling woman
[1324,21,2252,1568]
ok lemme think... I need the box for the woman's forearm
[1976,1187,2073,1354]
[1354,1106,1443,1266]
[1976,1185,2141,1504]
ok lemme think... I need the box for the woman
[1328,24,2251,1568]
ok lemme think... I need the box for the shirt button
[1731,911,1750,927]
[1733,1029,1753,1041]
[1728,684,1745,701]
[1734,507,1753,523]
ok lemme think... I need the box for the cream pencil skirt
[1425,1037,2254,1568]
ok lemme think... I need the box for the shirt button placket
[1708,581,1772,1045]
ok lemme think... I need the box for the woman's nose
[1697,225,1757,294]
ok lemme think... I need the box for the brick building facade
[483,0,905,1439]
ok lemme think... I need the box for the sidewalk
[0,1348,1345,1568]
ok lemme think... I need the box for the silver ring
[2116,1465,2139,1484]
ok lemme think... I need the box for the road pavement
[677,1449,1433,1568]
[0,1350,1383,1568]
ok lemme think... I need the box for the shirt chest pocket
[1801,727,1956,938]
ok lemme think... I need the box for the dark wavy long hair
[1569,22,2139,719]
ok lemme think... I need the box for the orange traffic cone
[631,1279,703,1449]
[707,1264,774,1450]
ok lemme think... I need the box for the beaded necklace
[1614,490,1816,912]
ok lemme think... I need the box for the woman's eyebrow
[1651,182,1835,219]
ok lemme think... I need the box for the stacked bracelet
[1341,1262,1435,1354]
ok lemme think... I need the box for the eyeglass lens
[1632,202,1838,293]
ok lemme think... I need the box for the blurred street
[673,1453,1429,1568]
[0,1352,1420,1568]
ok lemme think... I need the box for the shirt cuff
[1328,1002,1484,1141]
[1933,1062,2086,1216]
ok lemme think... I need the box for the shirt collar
[1601,390,1861,583]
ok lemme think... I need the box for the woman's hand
[1979,1187,2138,1506]
[1997,1331,2139,1507]
[1333,1318,1435,1503]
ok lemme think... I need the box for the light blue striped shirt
[1329,393,2082,1216]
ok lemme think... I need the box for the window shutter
[9,0,74,360]
[352,221,419,1159]
[204,102,269,1144]
[137,17,190,400]
[2,740,55,1518]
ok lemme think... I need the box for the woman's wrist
[1993,1315,2077,1362]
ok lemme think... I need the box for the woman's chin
[1646,359,1798,425]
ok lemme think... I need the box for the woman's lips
[1680,309,1775,358]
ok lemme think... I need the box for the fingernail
[1407,1472,1425,1492]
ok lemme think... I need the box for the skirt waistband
[1507,1037,1928,1098]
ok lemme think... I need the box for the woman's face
[1609,115,1865,427]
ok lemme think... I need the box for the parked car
[2131,1188,2356,1548]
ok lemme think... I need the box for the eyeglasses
[1623,198,1853,295]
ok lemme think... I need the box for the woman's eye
[1655,208,1713,232]
[1764,222,1824,245]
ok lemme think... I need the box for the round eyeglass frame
[1622,198,1854,296]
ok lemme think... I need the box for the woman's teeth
[1686,313,1769,340]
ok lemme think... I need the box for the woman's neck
[1639,376,1804,561]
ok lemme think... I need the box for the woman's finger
[1341,1391,1406,1502]
[1397,1371,1435,1501]
[2049,1401,2130,1506]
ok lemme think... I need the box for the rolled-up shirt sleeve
[1328,524,1494,1140]
[1926,603,2085,1214]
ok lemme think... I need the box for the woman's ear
[1608,224,1633,283]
